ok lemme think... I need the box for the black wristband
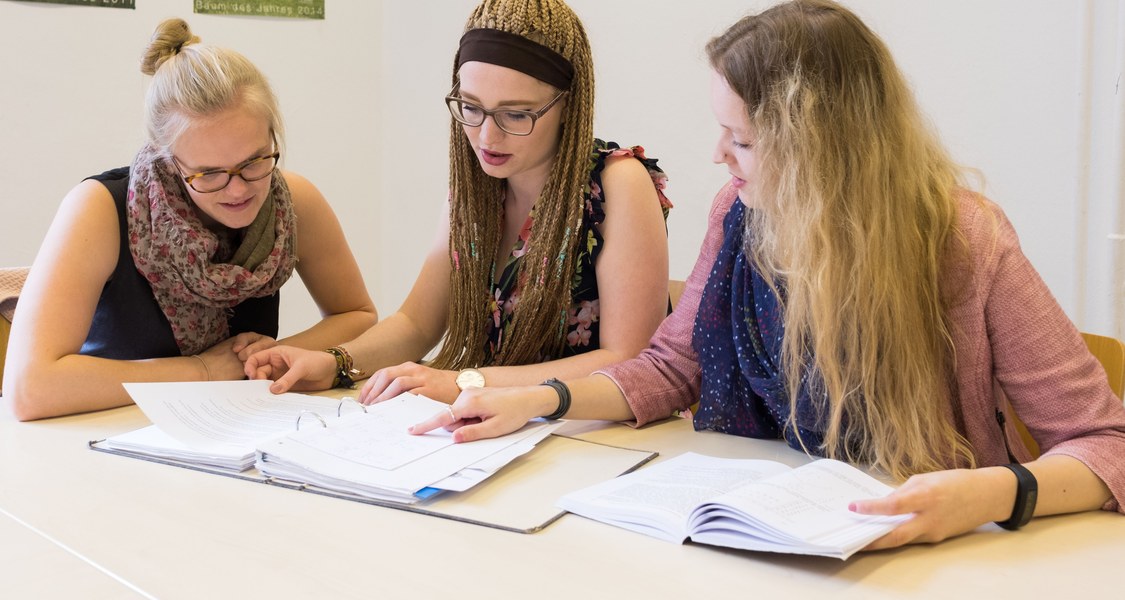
[540,378,571,420]
[995,463,1038,531]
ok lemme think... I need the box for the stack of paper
[101,381,561,503]
[256,393,559,503]
[100,425,256,472]
[101,380,349,472]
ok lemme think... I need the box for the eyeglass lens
[189,154,277,193]
[447,99,538,136]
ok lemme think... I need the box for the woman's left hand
[357,361,460,405]
[230,332,277,362]
[850,467,1012,550]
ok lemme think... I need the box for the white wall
[2,0,1123,340]
[0,0,382,338]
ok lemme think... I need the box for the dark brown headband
[456,28,575,90]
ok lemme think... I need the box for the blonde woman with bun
[4,18,376,420]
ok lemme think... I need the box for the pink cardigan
[598,184,1125,512]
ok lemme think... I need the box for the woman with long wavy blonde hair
[719,0,971,480]
[248,0,672,405]
[416,0,1125,551]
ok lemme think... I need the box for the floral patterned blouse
[483,139,672,363]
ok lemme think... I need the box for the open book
[557,452,908,559]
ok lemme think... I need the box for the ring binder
[296,410,328,430]
[90,382,658,534]
[337,397,368,417]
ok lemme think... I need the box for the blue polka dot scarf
[691,198,827,453]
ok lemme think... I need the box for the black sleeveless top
[80,167,280,359]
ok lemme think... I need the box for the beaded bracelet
[324,346,364,389]
[540,378,571,420]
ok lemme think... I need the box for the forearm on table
[562,373,635,421]
[9,354,208,421]
[1025,454,1113,517]
[511,373,634,422]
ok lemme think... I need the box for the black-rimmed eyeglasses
[445,87,568,136]
[171,147,280,194]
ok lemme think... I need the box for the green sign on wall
[194,0,325,20]
[6,0,135,8]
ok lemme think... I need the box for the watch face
[456,369,485,390]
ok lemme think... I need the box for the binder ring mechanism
[337,397,368,417]
[296,410,328,431]
[296,399,369,431]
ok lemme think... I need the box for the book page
[557,452,791,542]
[122,380,345,452]
[694,459,906,548]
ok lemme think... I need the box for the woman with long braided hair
[248,0,672,403]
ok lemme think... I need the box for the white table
[2,402,1123,599]
[0,508,144,599]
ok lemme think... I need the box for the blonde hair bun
[140,18,200,76]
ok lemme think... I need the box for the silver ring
[447,405,457,423]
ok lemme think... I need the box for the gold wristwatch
[455,368,486,390]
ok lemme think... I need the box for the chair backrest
[669,279,686,311]
[667,279,701,418]
[1013,331,1125,459]
[0,314,10,395]
[0,266,30,395]
[1081,332,1125,399]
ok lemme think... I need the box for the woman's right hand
[244,345,337,393]
[197,337,255,381]
[408,385,558,443]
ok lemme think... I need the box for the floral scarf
[126,144,297,356]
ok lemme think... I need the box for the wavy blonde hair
[140,18,284,157]
[707,0,976,480]
[432,0,595,369]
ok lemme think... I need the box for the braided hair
[432,0,595,370]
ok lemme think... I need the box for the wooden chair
[669,279,686,311]
[665,280,696,416]
[1080,332,1125,398]
[0,267,30,395]
[1013,332,1125,458]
